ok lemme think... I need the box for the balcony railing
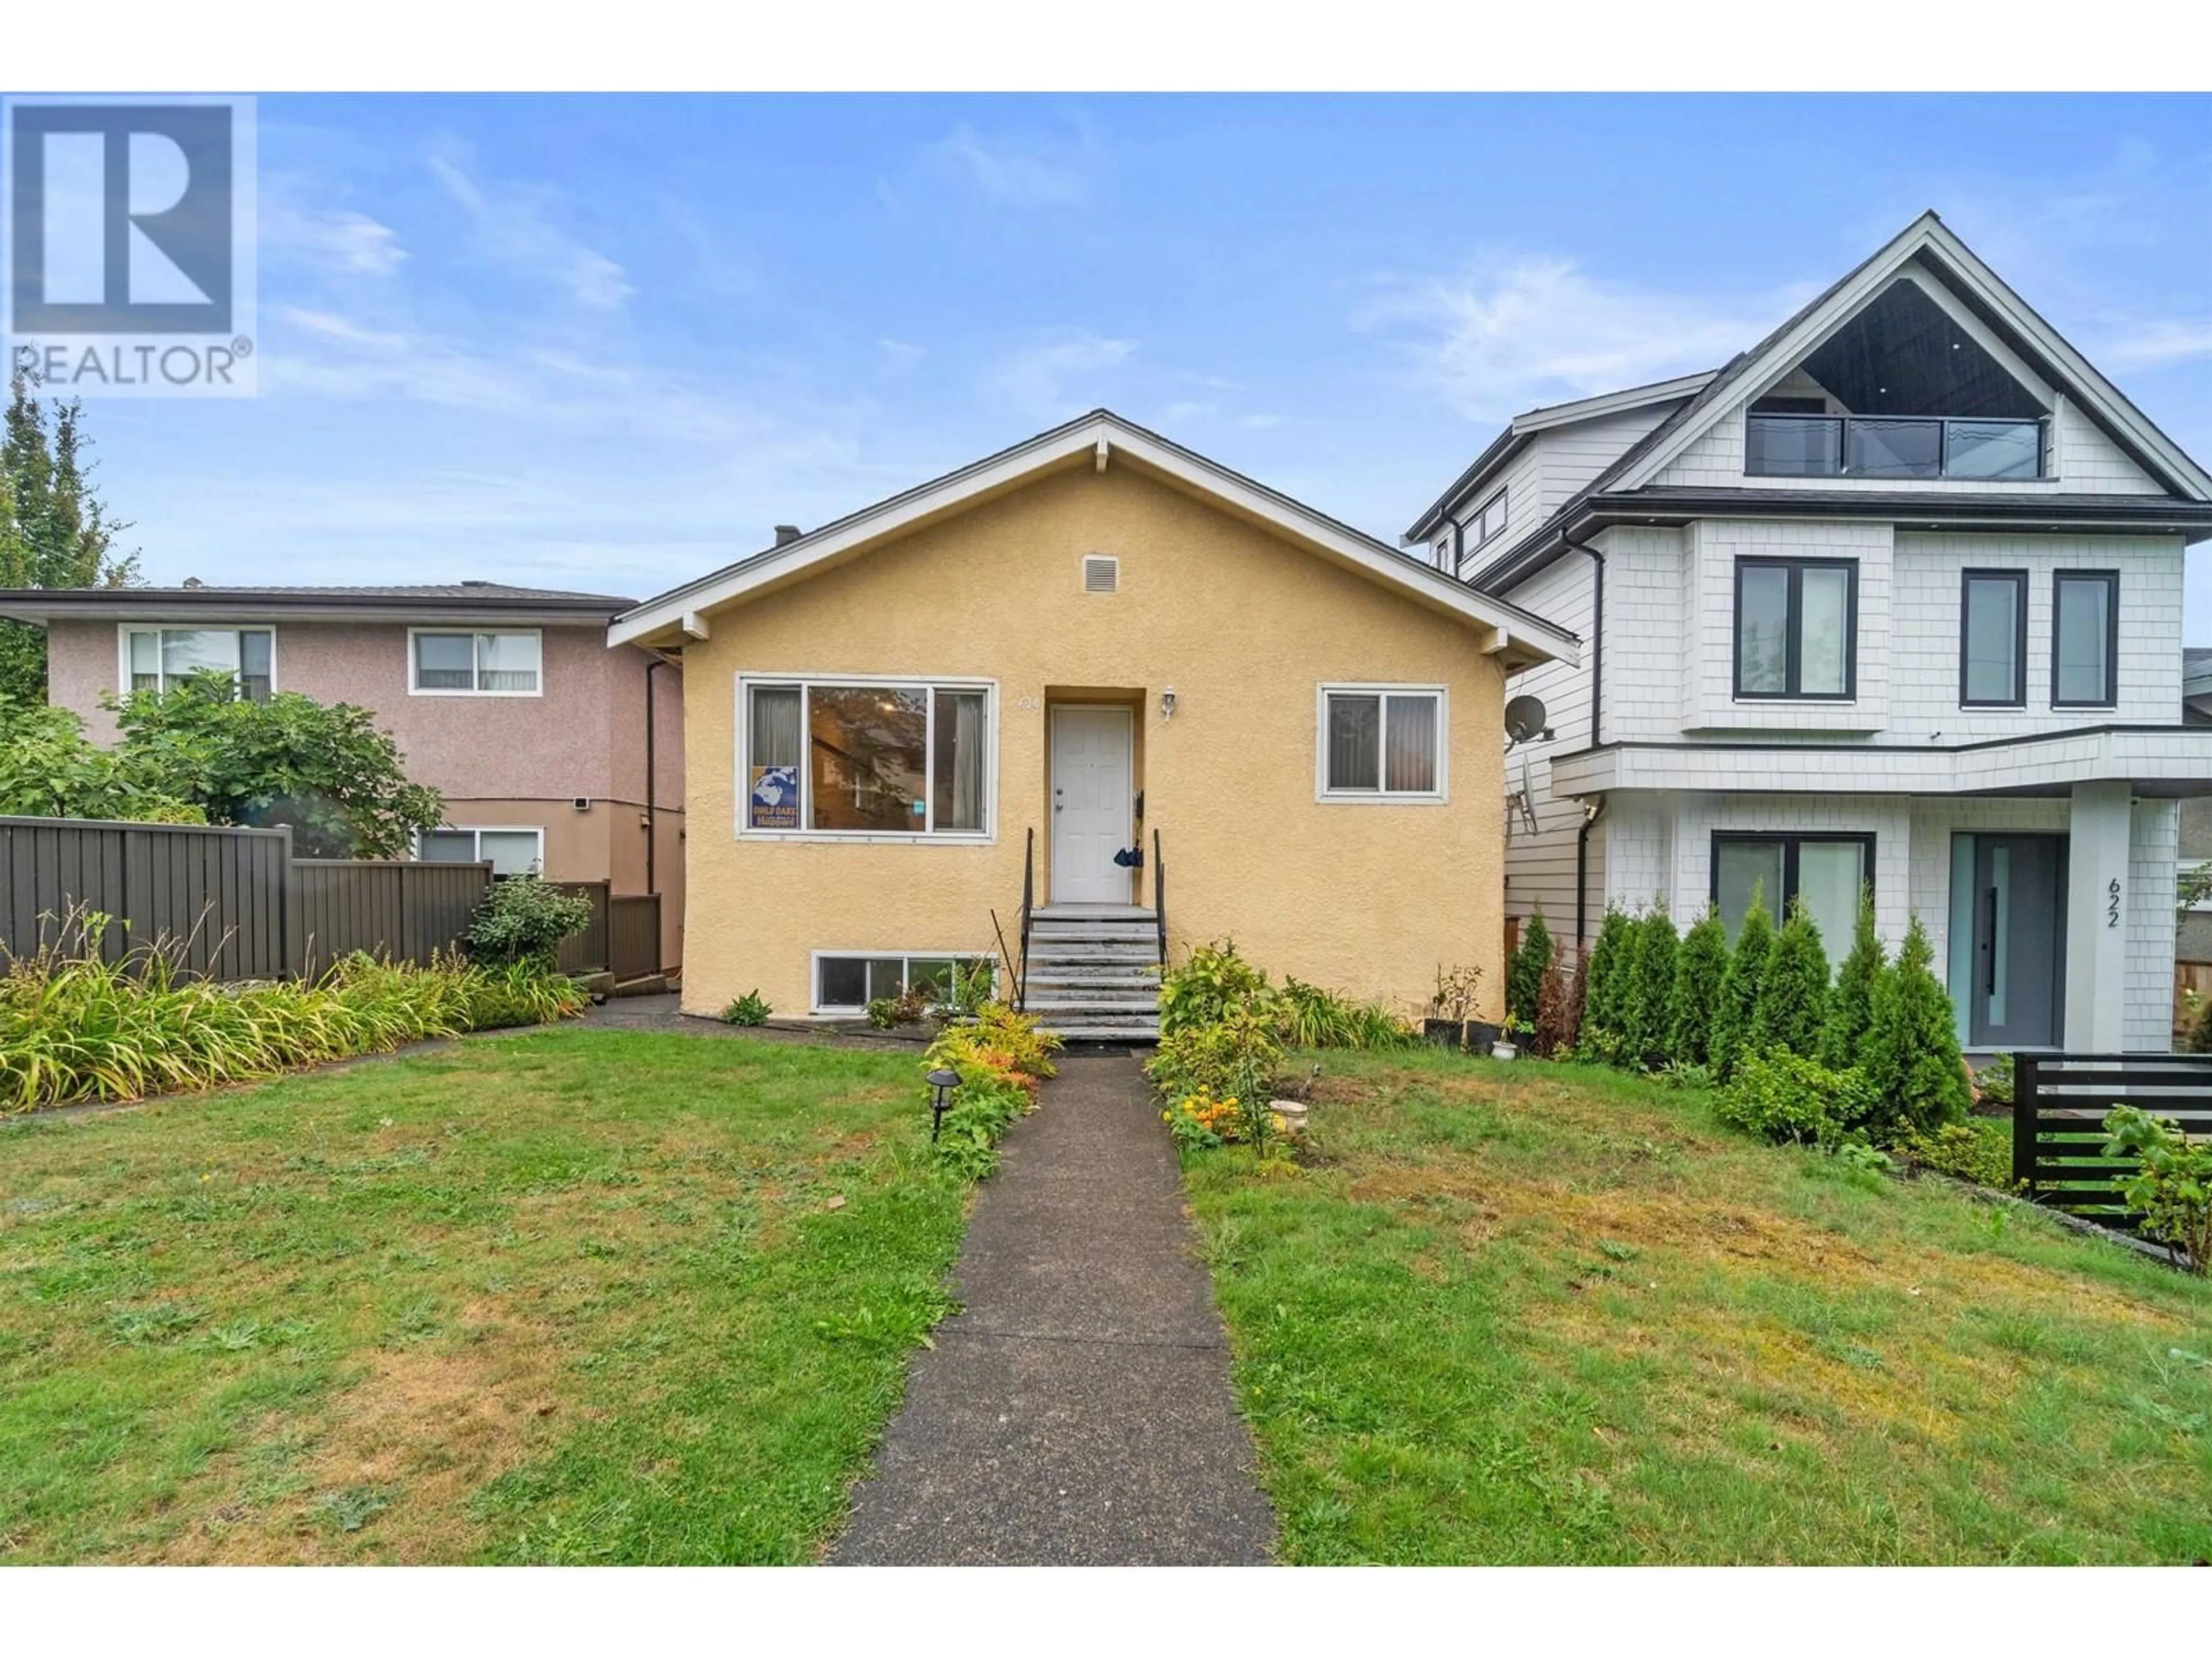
[1745,413,2045,482]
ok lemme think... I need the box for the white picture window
[410,629,542,695]
[120,626,275,701]
[741,676,994,839]
[418,826,544,875]
[1318,685,1447,802]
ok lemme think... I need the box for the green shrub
[925,958,995,1020]
[2184,993,2212,1056]
[722,990,771,1025]
[1862,914,1969,1140]
[1749,897,1830,1060]
[1969,1051,2014,1108]
[1818,886,1884,1073]
[1709,887,1775,1082]
[463,876,594,970]
[1534,946,1581,1057]
[1893,1119,2013,1188]
[1624,907,1677,1067]
[2101,1106,2212,1275]
[1507,911,1551,1031]
[1715,1047,1877,1149]
[865,984,929,1029]
[1277,977,1415,1050]
[1147,991,1286,1154]
[1160,940,1271,1035]
[1666,908,1729,1069]
[1578,907,1634,1056]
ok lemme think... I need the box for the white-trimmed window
[812,952,995,1014]
[417,825,545,875]
[741,676,994,839]
[1317,684,1447,802]
[409,628,542,695]
[120,625,274,700]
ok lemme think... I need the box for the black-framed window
[2051,570,2119,709]
[1471,490,1508,548]
[1959,569,2028,707]
[1733,557,1858,700]
[1710,831,1873,969]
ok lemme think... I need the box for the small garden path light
[926,1067,960,1142]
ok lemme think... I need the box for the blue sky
[65,93,2212,632]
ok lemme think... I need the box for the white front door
[1050,705,1132,905]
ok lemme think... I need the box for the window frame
[414,824,546,876]
[1731,555,1859,703]
[406,626,544,698]
[736,672,999,844]
[1471,490,1508,550]
[809,949,998,1016]
[115,622,278,700]
[2050,569,2120,710]
[1709,830,1877,939]
[1957,567,2029,710]
[1315,683,1449,805]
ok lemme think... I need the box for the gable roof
[1402,371,1715,544]
[0,582,637,626]
[611,409,1578,671]
[1465,211,2212,595]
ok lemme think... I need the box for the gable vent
[1082,555,1119,594]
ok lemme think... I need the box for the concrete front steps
[1023,906,1161,1043]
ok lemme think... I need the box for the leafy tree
[1709,886,1775,1081]
[1749,897,1830,1059]
[1863,913,1970,1139]
[1507,909,1551,1031]
[1578,906,1634,1056]
[1627,906,1678,1066]
[0,373,138,702]
[1666,907,1730,1068]
[0,700,201,823]
[1819,885,1885,1072]
[109,672,443,857]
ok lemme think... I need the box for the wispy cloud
[427,153,635,311]
[2099,316,2212,371]
[1359,253,1802,425]
[263,205,407,276]
[929,122,1089,207]
[986,331,1135,422]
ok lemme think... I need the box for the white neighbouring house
[1407,211,2212,1055]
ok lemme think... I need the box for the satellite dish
[1504,694,1550,746]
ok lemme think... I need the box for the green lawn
[0,1028,960,1564]
[1184,1048,2212,1565]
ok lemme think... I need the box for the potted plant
[1492,1014,1531,1062]
[1424,964,1484,1049]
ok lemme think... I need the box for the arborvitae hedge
[1578,907,1634,1054]
[1818,885,1885,1073]
[1666,907,1730,1068]
[1508,910,1551,1031]
[1709,888,1775,1081]
[1863,913,1971,1138]
[1748,897,1830,1059]
[1628,907,1678,1066]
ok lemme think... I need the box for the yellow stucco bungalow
[609,411,1577,1035]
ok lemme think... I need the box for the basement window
[813,952,995,1014]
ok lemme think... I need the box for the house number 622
[2108,877,2122,929]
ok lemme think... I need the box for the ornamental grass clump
[0,914,582,1114]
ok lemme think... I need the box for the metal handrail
[1152,827,1166,967]
[1017,826,1035,1012]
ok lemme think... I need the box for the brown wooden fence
[2012,1052,2212,1235]
[2172,960,2212,1044]
[0,816,662,983]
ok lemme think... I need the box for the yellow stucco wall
[678,456,1509,1021]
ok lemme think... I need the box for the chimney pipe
[774,524,802,548]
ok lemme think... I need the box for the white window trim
[414,824,546,874]
[808,948,998,1016]
[406,626,544,698]
[735,671,999,845]
[115,622,278,698]
[1315,682,1449,805]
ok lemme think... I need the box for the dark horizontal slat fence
[2013,1053,2212,1233]
[554,882,611,976]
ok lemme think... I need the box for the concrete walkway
[832,1053,1277,1565]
